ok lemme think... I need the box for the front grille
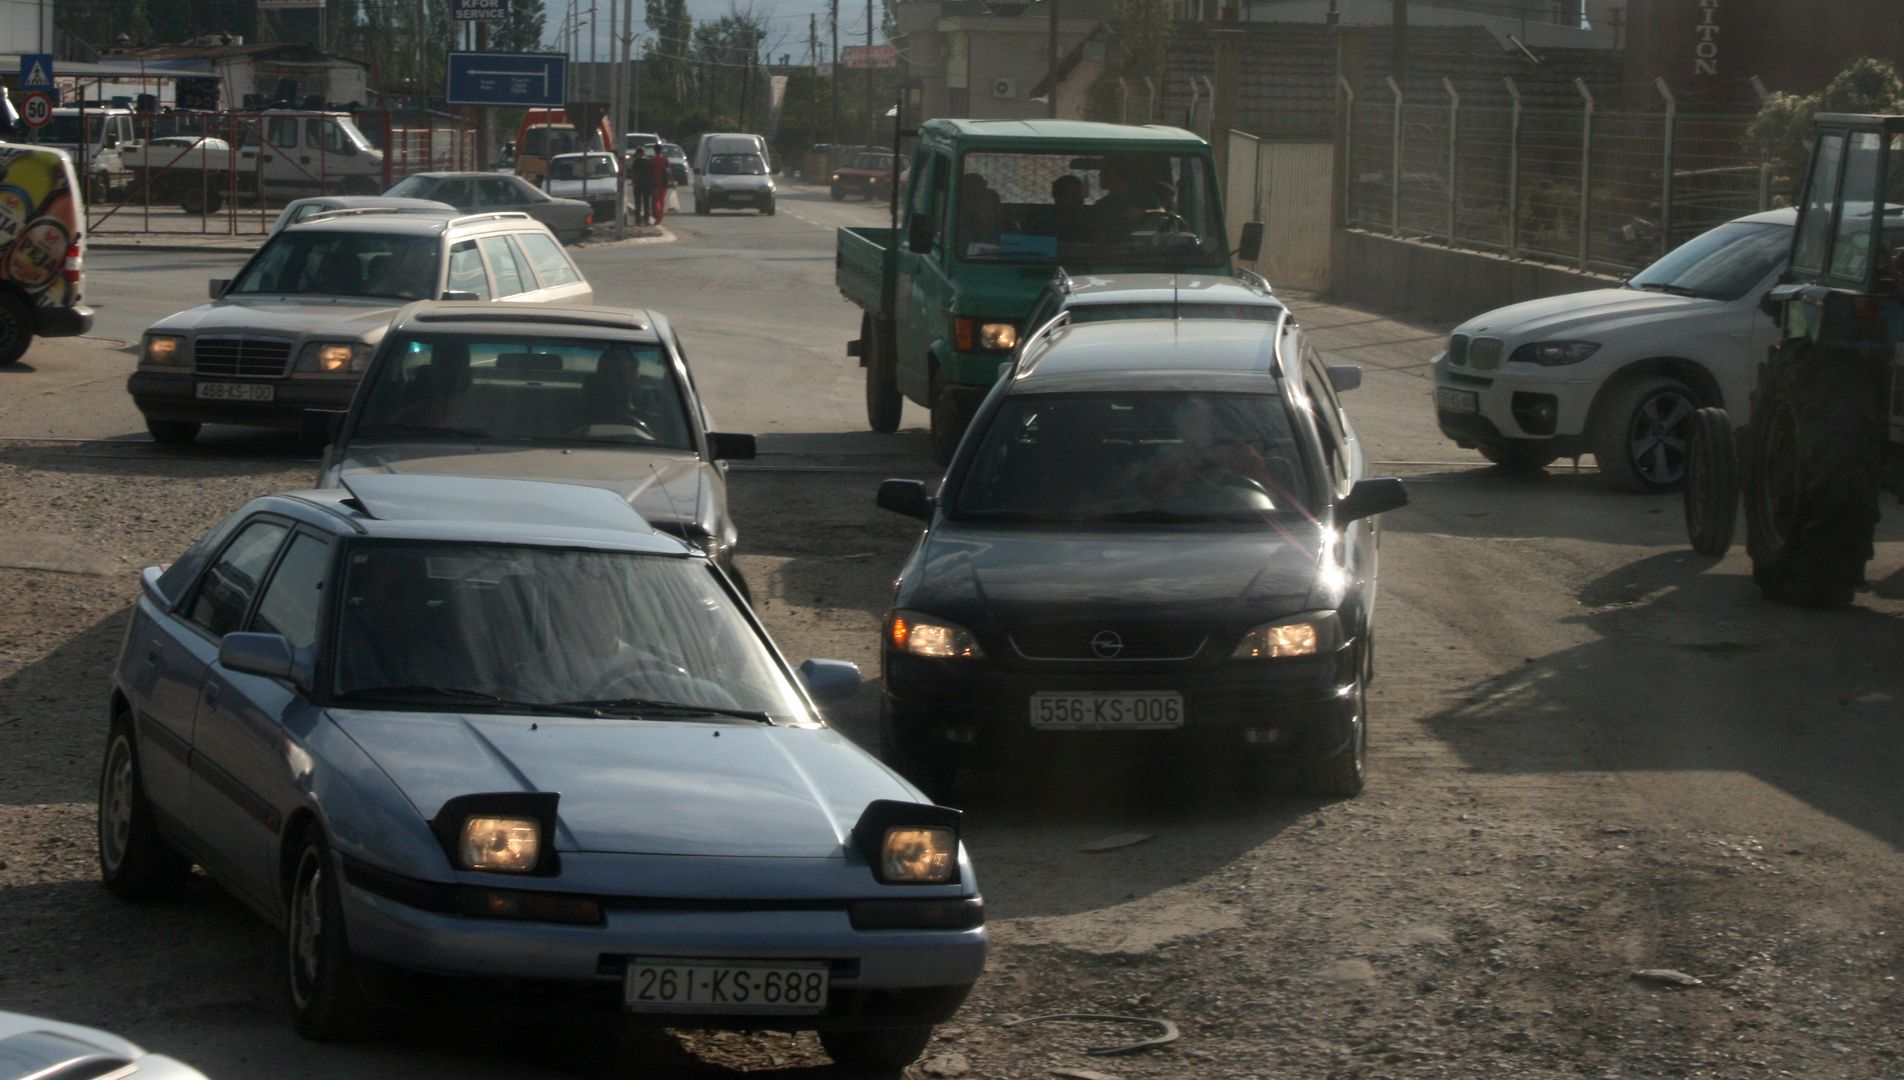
[1009,624,1208,662]
[1468,337,1505,371]
[194,336,295,378]
[1448,333,1470,366]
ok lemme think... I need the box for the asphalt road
[3,183,1903,1078]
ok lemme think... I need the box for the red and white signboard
[19,91,52,129]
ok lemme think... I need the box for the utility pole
[810,15,818,74]
[1391,0,1406,82]
[610,0,620,133]
[863,0,874,142]
[1047,0,1059,118]
[830,0,841,143]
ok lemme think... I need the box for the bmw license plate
[625,959,828,1014]
[195,382,274,402]
[1030,692,1185,730]
[1435,386,1477,415]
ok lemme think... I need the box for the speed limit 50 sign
[20,91,53,129]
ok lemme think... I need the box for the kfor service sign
[452,0,511,19]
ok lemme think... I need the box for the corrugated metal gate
[1226,131,1335,291]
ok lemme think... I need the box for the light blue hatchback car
[97,474,986,1073]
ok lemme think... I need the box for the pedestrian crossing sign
[19,54,54,91]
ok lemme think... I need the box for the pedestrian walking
[630,147,655,225]
[649,147,672,226]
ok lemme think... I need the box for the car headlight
[143,334,184,366]
[852,800,962,883]
[979,322,1019,350]
[1232,611,1342,659]
[1510,340,1600,366]
[952,317,1020,353]
[431,792,558,875]
[295,341,374,373]
[889,612,983,659]
[831,172,842,181]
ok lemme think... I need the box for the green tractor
[1683,113,1904,604]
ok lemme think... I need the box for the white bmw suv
[1432,209,1792,491]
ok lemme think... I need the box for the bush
[1749,57,1904,200]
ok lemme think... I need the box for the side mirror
[439,289,481,301]
[301,408,347,448]
[797,658,862,704]
[1236,221,1264,263]
[708,431,757,461]
[876,478,934,521]
[1337,477,1408,522]
[219,632,297,681]
[208,278,230,299]
[1327,364,1363,393]
[906,212,934,254]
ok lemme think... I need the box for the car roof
[1014,317,1287,388]
[288,196,454,211]
[281,211,542,236]
[921,119,1207,149]
[1733,207,1797,226]
[276,475,692,554]
[1055,272,1280,308]
[389,302,662,340]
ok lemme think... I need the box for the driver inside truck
[1093,156,1169,239]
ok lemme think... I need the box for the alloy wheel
[1627,387,1696,486]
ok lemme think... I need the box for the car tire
[928,369,966,467]
[286,825,373,1040]
[1591,374,1699,492]
[145,419,200,444]
[820,1025,935,1074]
[1741,338,1884,607]
[98,721,194,901]
[696,197,712,215]
[179,187,222,215]
[1475,439,1560,473]
[0,291,32,366]
[1683,406,1739,557]
[864,315,902,435]
[830,187,845,201]
[1298,648,1368,799]
[879,706,956,804]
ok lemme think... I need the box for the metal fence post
[1339,74,1355,228]
[1144,76,1156,123]
[1187,76,1202,131]
[1575,77,1594,272]
[1656,77,1677,260]
[1386,75,1402,238]
[1443,76,1460,247]
[1504,76,1521,260]
[1119,78,1130,124]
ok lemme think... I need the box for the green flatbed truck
[838,119,1260,463]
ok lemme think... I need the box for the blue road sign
[446,52,567,107]
[19,54,54,91]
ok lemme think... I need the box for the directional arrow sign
[19,53,54,91]
[446,52,567,107]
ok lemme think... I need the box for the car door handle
[203,682,221,708]
[145,644,161,666]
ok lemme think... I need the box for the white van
[692,133,770,176]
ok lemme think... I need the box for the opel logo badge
[1090,630,1124,658]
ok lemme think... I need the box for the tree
[492,0,547,54]
[59,0,154,47]
[1750,57,1904,199]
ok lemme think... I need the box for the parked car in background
[98,474,984,1072]
[694,153,775,216]
[875,315,1405,800]
[0,143,92,366]
[128,212,591,443]
[0,1010,209,1078]
[543,150,630,226]
[385,171,594,243]
[830,150,904,201]
[269,195,455,233]
[658,141,690,185]
[1432,208,1796,490]
[313,303,757,592]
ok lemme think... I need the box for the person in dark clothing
[630,147,656,225]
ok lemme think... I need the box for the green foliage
[60,0,154,46]
[1750,57,1904,199]
[491,0,547,55]
[1110,0,1171,83]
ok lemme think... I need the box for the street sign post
[19,92,52,129]
[452,0,512,18]
[446,52,567,107]
[18,54,54,93]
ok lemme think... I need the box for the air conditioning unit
[992,77,1017,99]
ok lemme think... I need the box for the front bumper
[127,370,360,428]
[884,648,1358,764]
[34,304,94,338]
[339,872,986,1027]
[704,187,773,206]
[1432,350,1597,446]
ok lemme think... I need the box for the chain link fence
[1345,84,1770,279]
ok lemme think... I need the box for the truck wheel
[864,315,902,434]
[1476,439,1559,473]
[179,187,223,215]
[928,370,967,466]
[1591,374,1698,492]
[1742,340,1884,606]
[1683,406,1738,557]
[0,291,31,366]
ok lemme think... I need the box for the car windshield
[550,153,618,180]
[227,231,441,300]
[849,154,892,170]
[352,333,695,449]
[710,154,766,175]
[330,542,808,718]
[522,127,580,157]
[954,390,1314,523]
[1626,221,1791,300]
[953,150,1225,270]
[660,144,685,160]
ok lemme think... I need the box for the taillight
[63,242,81,286]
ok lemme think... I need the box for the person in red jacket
[649,148,672,225]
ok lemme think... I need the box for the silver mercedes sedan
[97,474,986,1073]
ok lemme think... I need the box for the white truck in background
[121,111,386,214]
[40,107,136,201]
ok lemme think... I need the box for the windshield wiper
[1630,281,1701,297]
[555,697,775,723]
[332,685,598,716]
[354,422,491,439]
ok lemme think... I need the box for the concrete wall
[1328,228,1617,324]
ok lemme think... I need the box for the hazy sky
[554,0,885,67]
